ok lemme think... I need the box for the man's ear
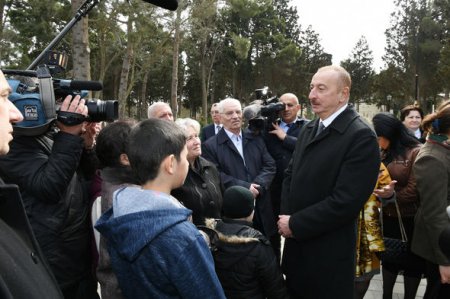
[339,86,350,103]
[163,154,176,175]
[119,153,130,166]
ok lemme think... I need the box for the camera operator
[264,93,308,259]
[0,94,100,299]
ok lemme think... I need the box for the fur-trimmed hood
[204,218,270,268]
[204,218,262,244]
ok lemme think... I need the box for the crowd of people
[0,65,449,299]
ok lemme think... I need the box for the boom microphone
[143,0,178,11]
[54,79,103,91]
[243,103,261,121]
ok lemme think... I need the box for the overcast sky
[291,0,396,71]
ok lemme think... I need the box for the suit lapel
[217,129,244,161]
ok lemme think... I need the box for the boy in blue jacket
[95,118,225,299]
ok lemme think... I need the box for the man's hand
[269,122,286,141]
[440,265,450,284]
[249,183,260,198]
[277,215,293,238]
[81,122,101,150]
[373,180,397,198]
[56,95,88,136]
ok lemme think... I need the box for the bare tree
[170,2,183,119]
[71,0,91,80]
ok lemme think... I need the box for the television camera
[244,87,285,133]
[4,60,118,136]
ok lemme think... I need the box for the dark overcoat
[0,183,63,299]
[171,156,223,225]
[280,106,380,299]
[202,129,277,236]
[200,123,216,142]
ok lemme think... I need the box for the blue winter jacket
[95,187,225,299]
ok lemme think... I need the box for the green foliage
[381,0,448,112]
[231,33,251,60]
[340,36,375,104]
[229,0,272,18]
[2,0,71,68]
[4,0,449,119]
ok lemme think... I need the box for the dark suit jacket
[280,106,380,299]
[202,129,277,236]
[201,123,217,142]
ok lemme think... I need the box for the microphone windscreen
[143,0,178,11]
[243,104,261,121]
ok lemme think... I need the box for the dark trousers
[270,186,282,261]
[62,275,100,299]
[423,261,450,299]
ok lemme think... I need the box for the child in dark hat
[208,186,288,298]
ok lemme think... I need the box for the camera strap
[36,65,56,122]
[57,111,87,126]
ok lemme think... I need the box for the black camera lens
[260,102,285,117]
[86,99,119,122]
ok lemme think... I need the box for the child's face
[174,145,189,188]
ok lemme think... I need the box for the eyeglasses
[211,110,220,115]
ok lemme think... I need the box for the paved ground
[279,238,428,298]
[365,273,427,299]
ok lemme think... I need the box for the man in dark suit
[201,103,221,142]
[277,65,380,299]
[202,98,277,237]
[264,93,308,259]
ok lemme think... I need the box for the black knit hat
[372,112,402,141]
[223,186,254,219]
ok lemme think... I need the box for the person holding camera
[264,92,308,259]
[202,98,277,239]
[0,93,100,299]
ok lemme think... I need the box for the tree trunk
[0,0,6,61]
[201,58,207,121]
[118,17,133,119]
[71,0,91,80]
[140,71,149,120]
[170,2,182,119]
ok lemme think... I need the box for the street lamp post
[414,26,419,106]
[387,94,392,113]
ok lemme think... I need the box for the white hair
[147,101,171,118]
[218,98,241,114]
[175,118,201,135]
